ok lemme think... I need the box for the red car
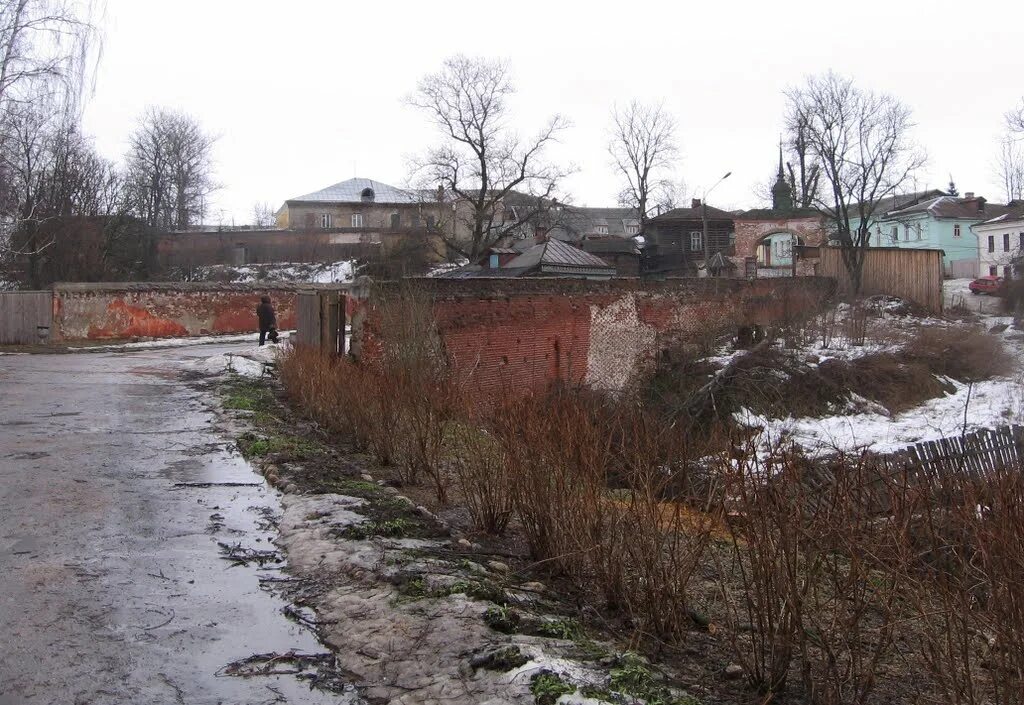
[968,275,1006,295]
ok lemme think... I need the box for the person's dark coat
[256,297,277,332]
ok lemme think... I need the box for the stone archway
[755,231,802,269]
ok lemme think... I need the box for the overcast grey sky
[81,0,1023,225]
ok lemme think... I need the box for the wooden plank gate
[295,290,345,354]
[0,290,52,344]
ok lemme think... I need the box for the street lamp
[702,171,732,274]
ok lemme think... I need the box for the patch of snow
[184,260,357,284]
[187,343,282,378]
[425,259,469,277]
[69,331,292,352]
[737,374,1023,456]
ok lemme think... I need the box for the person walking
[256,295,279,346]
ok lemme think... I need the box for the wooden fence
[0,290,52,344]
[890,425,1024,479]
[817,247,944,313]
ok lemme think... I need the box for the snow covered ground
[735,283,1024,456]
[184,260,356,284]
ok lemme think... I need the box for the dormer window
[625,223,639,235]
[360,187,375,203]
[595,225,609,235]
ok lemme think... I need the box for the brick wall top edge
[52,281,306,293]
[366,276,835,299]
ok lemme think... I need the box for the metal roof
[505,238,614,271]
[286,178,420,205]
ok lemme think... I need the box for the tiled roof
[287,178,419,205]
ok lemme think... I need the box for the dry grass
[901,324,1014,382]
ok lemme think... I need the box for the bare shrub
[449,422,513,534]
[278,345,377,451]
[902,463,1024,705]
[717,449,910,702]
[901,325,1013,382]
[372,284,458,498]
[613,407,723,642]
[821,353,953,414]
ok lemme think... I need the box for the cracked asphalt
[0,344,357,705]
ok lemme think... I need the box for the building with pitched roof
[973,203,1024,278]
[438,238,614,279]
[275,177,443,232]
[872,192,1015,276]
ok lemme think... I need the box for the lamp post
[702,171,732,275]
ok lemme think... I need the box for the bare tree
[608,101,678,228]
[125,107,217,231]
[251,201,276,229]
[0,98,140,287]
[1007,98,1024,136]
[407,55,571,261]
[0,0,100,112]
[996,135,1024,203]
[785,72,924,292]
[782,110,821,208]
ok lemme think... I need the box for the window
[426,215,436,230]
[988,235,995,253]
[953,224,961,238]
[595,225,609,235]
[990,265,999,276]
[1004,233,1011,252]
[319,213,332,228]
[489,254,500,269]
[390,212,400,228]
[690,231,702,251]
[351,213,364,228]
[1006,266,1013,278]
[890,226,898,244]
[1019,232,1024,250]
[905,225,911,241]
[625,223,640,236]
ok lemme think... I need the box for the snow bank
[70,330,292,352]
[185,260,357,284]
[187,343,282,378]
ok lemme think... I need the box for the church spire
[771,141,794,212]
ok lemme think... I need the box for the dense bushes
[277,292,1024,705]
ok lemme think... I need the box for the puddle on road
[155,447,363,704]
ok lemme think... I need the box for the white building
[973,205,1024,278]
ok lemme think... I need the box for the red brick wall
[52,283,298,341]
[351,277,834,394]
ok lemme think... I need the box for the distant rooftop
[286,178,419,205]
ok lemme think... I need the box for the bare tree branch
[406,55,572,261]
[608,100,679,229]
[785,71,925,293]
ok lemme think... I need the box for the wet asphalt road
[0,344,355,705]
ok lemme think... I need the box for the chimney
[691,198,702,208]
[977,196,986,212]
[964,192,974,199]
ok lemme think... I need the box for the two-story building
[973,203,1024,278]
[871,192,1013,277]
